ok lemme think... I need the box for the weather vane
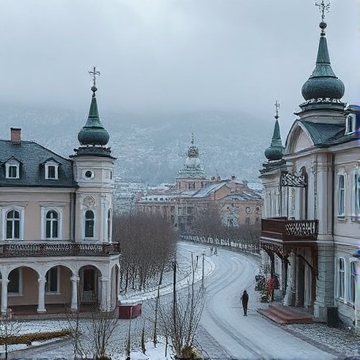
[315,0,330,23]
[88,66,100,87]
[274,100,280,120]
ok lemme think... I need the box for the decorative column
[100,277,110,311]
[283,253,295,306]
[313,154,335,319]
[1,276,9,313]
[70,275,80,311]
[37,276,46,313]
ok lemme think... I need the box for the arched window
[85,210,94,238]
[46,210,58,238]
[6,210,20,239]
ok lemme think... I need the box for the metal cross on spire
[274,100,280,120]
[315,0,330,23]
[88,66,100,87]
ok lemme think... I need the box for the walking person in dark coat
[240,290,249,316]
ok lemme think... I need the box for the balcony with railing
[0,242,121,258]
[261,217,319,244]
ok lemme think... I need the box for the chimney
[11,128,21,144]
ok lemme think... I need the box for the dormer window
[44,160,59,180]
[346,114,356,134]
[5,160,20,179]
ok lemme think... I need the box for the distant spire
[301,1,345,104]
[264,101,284,161]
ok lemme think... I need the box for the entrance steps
[258,303,313,324]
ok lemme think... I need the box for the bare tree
[113,212,177,293]
[87,305,119,360]
[192,203,223,241]
[0,309,22,360]
[157,260,205,359]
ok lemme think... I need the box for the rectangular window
[355,173,360,217]
[8,165,18,178]
[338,258,345,299]
[349,262,356,304]
[47,165,56,179]
[46,267,59,293]
[8,269,20,294]
[338,175,345,217]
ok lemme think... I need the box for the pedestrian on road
[240,290,249,316]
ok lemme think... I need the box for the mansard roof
[0,140,76,187]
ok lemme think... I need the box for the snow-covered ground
[5,243,360,360]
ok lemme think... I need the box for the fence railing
[261,218,319,241]
[179,234,260,255]
[0,242,121,258]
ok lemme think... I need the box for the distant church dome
[177,135,207,179]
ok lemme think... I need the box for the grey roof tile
[0,140,77,187]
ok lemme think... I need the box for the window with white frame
[349,261,356,304]
[46,210,58,238]
[45,267,60,293]
[8,268,22,294]
[346,114,356,134]
[45,161,59,180]
[338,258,345,299]
[6,210,20,239]
[85,210,95,238]
[338,175,345,217]
[355,172,360,217]
[5,160,20,179]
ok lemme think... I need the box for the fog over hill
[0,104,273,185]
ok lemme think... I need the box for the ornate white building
[259,9,360,326]
[0,79,120,314]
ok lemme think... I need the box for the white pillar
[1,277,9,313]
[37,276,46,313]
[284,253,295,306]
[100,277,110,311]
[70,275,80,311]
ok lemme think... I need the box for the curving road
[178,242,337,360]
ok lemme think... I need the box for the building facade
[136,138,263,233]
[259,11,360,326]
[0,82,120,314]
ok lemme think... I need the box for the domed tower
[264,101,284,162]
[71,68,116,243]
[176,134,208,191]
[298,1,345,119]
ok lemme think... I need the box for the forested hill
[0,104,273,185]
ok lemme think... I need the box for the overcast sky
[0,0,359,136]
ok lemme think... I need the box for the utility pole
[202,251,205,288]
[173,259,177,330]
